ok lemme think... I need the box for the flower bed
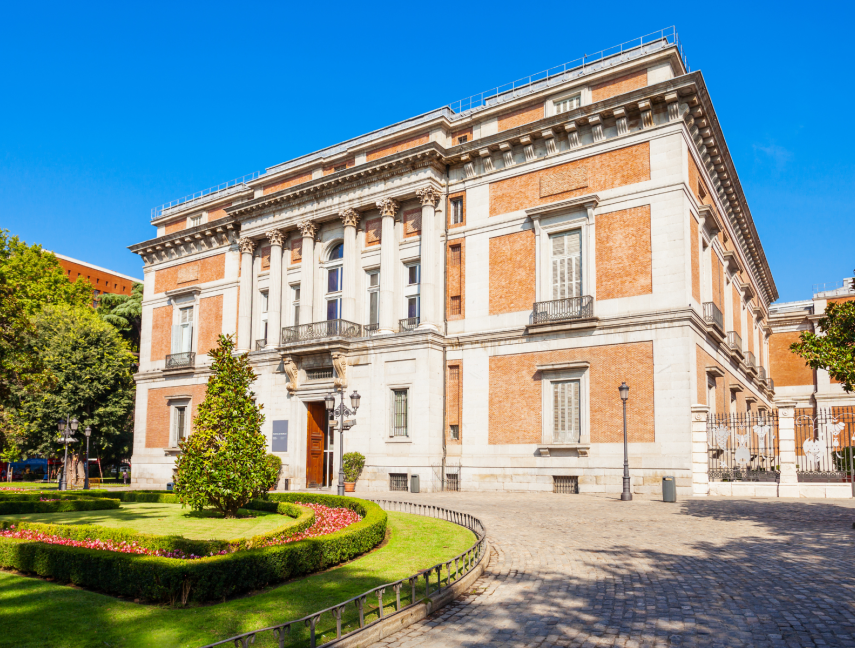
[0,494,386,603]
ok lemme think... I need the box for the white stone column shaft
[339,209,360,322]
[298,221,317,325]
[265,230,285,347]
[237,237,255,351]
[416,187,441,330]
[691,405,710,496]
[376,198,399,333]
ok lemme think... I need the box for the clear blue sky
[1,1,851,302]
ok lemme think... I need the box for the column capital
[416,186,442,207]
[265,229,286,247]
[376,197,399,218]
[298,220,318,239]
[339,208,361,228]
[238,237,256,255]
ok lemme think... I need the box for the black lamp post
[57,417,79,491]
[324,387,361,496]
[619,382,632,501]
[83,426,92,490]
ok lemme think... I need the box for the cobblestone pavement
[373,493,855,648]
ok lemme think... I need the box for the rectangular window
[367,271,380,326]
[326,298,341,320]
[389,473,409,491]
[554,94,581,114]
[449,296,461,316]
[259,290,269,342]
[189,215,203,227]
[334,164,346,172]
[306,368,333,381]
[407,296,419,319]
[292,286,301,325]
[450,198,464,225]
[404,264,420,321]
[174,405,187,445]
[457,135,468,144]
[327,267,342,293]
[449,424,459,440]
[552,380,581,443]
[550,230,582,300]
[392,389,408,437]
[407,264,420,285]
[172,306,194,354]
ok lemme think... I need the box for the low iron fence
[708,412,780,482]
[201,500,487,648]
[795,407,855,482]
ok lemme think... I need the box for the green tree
[173,334,276,518]
[790,298,855,393]
[97,282,143,350]
[14,304,136,463]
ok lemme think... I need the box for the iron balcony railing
[727,331,743,356]
[364,323,380,336]
[745,351,757,372]
[758,366,767,382]
[165,352,195,370]
[281,319,364,344]
[255,339,267,350]
[532,296,594,324]
[399,316,420,331]
[703,302,724,332]
[151,171,262,221]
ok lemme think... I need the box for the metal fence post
[778,401,799,497]
[691,405,710,496]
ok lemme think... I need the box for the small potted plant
[343,452,365,492]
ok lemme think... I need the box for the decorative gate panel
[708,412,780,482]
[795,407,855,482]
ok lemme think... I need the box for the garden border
[200,499,488,648]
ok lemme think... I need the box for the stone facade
[129,38,778,497]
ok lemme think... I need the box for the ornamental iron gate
[795,407,855,482]
[707,412,780,482]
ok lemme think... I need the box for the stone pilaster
[777,400,799,497]
[339,209,360,322]
[691,405,710,496]
[415,186,441,330]
[376,198,399,333]
[237,237,256,351]
[297,220,317,324]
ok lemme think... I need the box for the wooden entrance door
[305,402,326,487]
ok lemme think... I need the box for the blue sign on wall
[272,420,288,452]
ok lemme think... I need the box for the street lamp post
[83,426,92,490]
[57,417,79,491]
[619,382,632,501]
[324,387,361,496]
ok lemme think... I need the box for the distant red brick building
[55,253,141,305]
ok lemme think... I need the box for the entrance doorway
[305,402,326,487]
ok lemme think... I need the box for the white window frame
[366,269,380,327]
[450,198,464,225]
[552,92,581,116]
[167,398,191,448]
[171,303,195,354]
[259,290,269,343]
[291,284,301,326]
[188,214,204,228]
[538,362,590,450]
[403,263,420,321]
[324,242,344,321]
[389,386,410,439]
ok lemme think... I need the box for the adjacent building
[55,253,141,305]
[128,29,778,495]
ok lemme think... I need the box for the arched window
[328,242,344,261]
[325,242,344,320]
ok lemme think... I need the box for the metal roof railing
[445,26,687,118]
[151,171,263,222]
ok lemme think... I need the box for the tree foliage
[173,334,276,518]
[14,304,137,464]
[97,282,143,350]
[790,299,855,393]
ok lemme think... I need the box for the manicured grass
[0,511,474,648]
[0,502,290,540]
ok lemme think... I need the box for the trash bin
[662,476,676,502]
[166,482,174,491]
[410,474,420,493]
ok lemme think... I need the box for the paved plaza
[374,492,855,648]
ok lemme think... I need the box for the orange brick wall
[489,342,655,444]
[197,294,223,357]
[688,154,714,209]
[260,246,271,271]
[596,205,652,300]
[145,383,209,448]
[591,69,648,102]
[446,361,462,445]
[207,202,231,221]
[829,295,855,304]
[57,258,138,297]
[731,286,742,337]
[690,215,701,303]
[164,219,186,235]
[403,208,421,238]
[323,159,354,176]
[489,230,535,315]
[712,256,724,314]
[290,238,302,264]
[452,128,473,145]
[695,346,761,414]
[489,142,650,216]
[367,133,429,162]
[263,172,313,196]
[364,218,382,247]
[498,103,544,132]
[154,254,226,294]
[769,330,814,387]
[150,306,172,361]
[447,240,465,320]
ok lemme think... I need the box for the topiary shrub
[343,452,365,483]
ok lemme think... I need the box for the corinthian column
[298,220,317,325]
[265,229,285,346]
[339,208,361,323]
[376,198,399,333]
[237,237,256,351]
[415,187,441,331]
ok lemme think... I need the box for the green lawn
[0,511,474,648]
[1,502,291,540]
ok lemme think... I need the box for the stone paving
[373,492,855,648]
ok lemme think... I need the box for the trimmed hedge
[0,498,120,515]
[0,494,385,603]
[0,490,112,502]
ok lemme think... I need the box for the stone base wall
[709,481,853,499]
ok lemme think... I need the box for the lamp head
[69,418,79,432]
[58,420,66,433]
[84,426,91,438]
[350,390,360,411]
[324,392,335,412]
[619,382,629,402]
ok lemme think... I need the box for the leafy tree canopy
[97,282,143,350]
[13,304,136,464]
[791,298,855,393]
[174,334,276,518]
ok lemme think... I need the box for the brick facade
[489,230,535,315]
[197,294,223,356]
[364,218,382,247]
[731,285,742,337]
[446,361,462,445]
[447,191,466,229]
[451,128,473,145]
[145,384,208,448]
[591,69,648,102]
[446,239,465,320]
[498,103,544,132]
[769,330,814,387]
[263,172,313,196]
[596,205,652,300]
[489,142,650,216]
[150,306,172,361]
[403,208,421,238]
[290,237,302,264]
[690,214,701,302]
[154,254,226,294]
[488,342,655,444]
[367,133,429,162]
